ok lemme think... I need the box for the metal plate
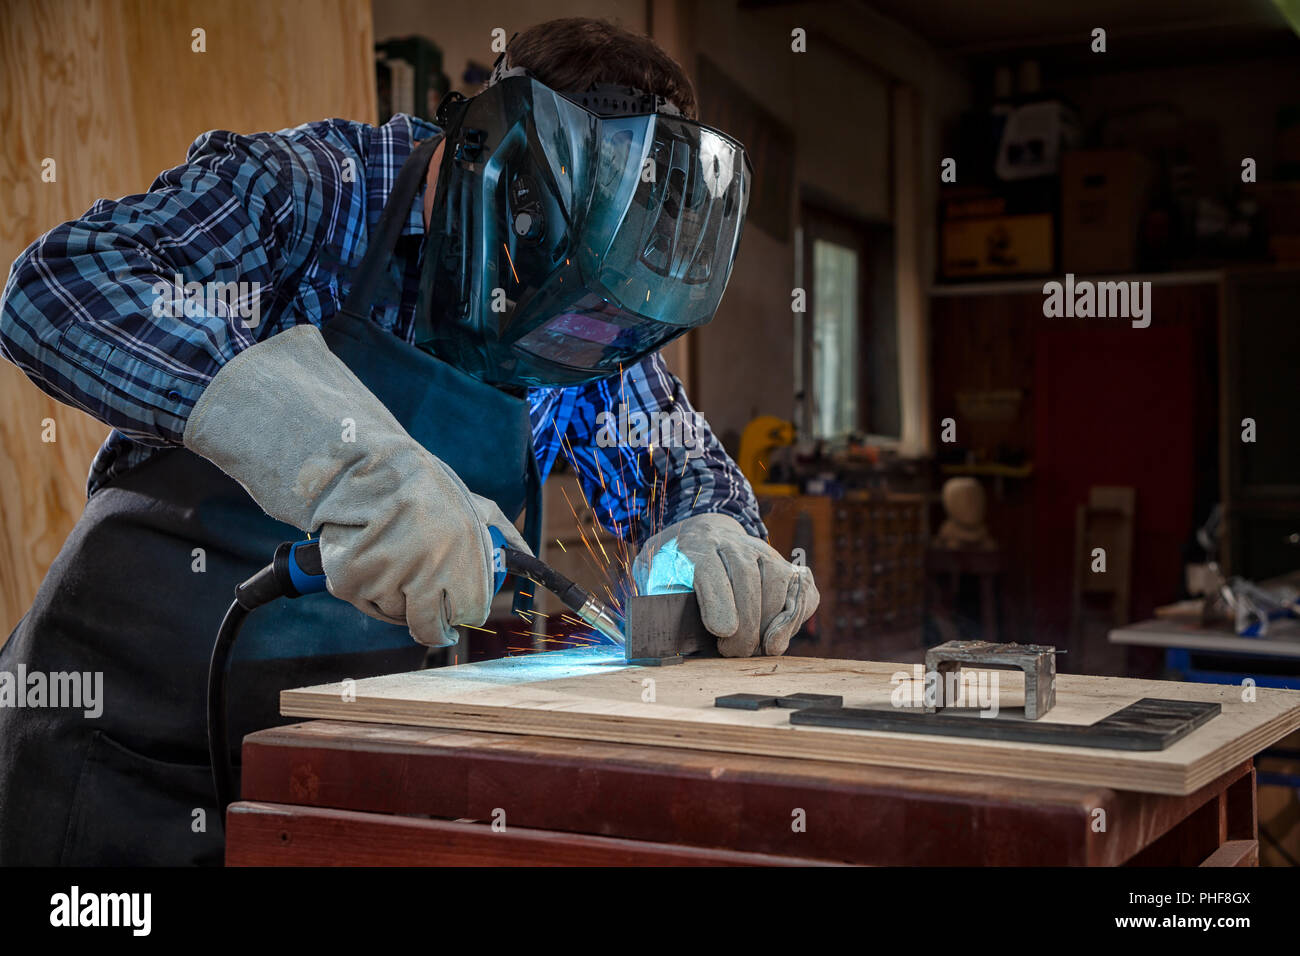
[789,698,1221,751]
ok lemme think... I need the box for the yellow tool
[739,415,799,496]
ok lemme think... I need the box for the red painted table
[226,720,1258,866]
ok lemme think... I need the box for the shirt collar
[364,113,442,239]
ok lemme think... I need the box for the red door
[1032,324,1197,641]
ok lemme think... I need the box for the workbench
[1109,617,1300,690]
[1107,571,1300,691]
[226,720,1260,866]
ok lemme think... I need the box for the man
[0,17,818,865]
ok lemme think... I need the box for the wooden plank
[1225,766,1258,842]
[1113,760,1252,866]
[0,0,377,635]
[243,720,1254,865]
[1127,796,1225,866]
[280,648,1300,795]
[1200,840,1258,867]
[224,801,840,866]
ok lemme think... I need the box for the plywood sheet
[0,0,377,634]
[281,649,1300,795]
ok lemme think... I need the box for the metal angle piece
[789,698,1221,751]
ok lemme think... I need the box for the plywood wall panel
[0,0,376,635]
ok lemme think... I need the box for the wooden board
[280,648,1300,796]
[0,0,377,635]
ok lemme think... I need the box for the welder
[0,17,818,865]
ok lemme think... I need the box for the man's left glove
[632,513,819,657]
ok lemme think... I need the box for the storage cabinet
[762,494,926,653]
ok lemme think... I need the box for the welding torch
[485,529,626,647]
[207,529,625,817]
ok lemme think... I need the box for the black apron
[0,137,540,865]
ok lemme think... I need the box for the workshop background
[2,0,1299,863]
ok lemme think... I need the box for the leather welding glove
[183,324,530,647]
[632,513,820,657]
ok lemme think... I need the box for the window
[811,238,859,438]
[800,204,898,441]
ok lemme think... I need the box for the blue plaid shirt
[0,114,763,543]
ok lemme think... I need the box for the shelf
[941,463,1034,479]
[930,270,1224,298]
[930,263,1300,298]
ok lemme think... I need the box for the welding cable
[208,541,325,824]
[207,601,248,823]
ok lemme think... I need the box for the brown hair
[503,18,697,119]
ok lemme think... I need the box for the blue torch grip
[286,539,330,596]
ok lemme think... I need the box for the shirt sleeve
[0,128,315,446]
[559,351,767,544]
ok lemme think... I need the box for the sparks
[502,242,520,284]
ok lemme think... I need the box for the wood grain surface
[225,801,842,867]
[0,0,377,635]
[280,648,1300,795]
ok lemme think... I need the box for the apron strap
[337,131,545,618]
[339,134,442,322]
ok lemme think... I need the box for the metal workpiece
[624,591,718,665]
[775,693,844,709]
[714,693,844,711]
[924,640,1058,719]
[714,693,781,710]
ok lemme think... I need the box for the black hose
[208,598,250,825]
[208,553,291,824]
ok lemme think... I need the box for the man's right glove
[183,324,530,647]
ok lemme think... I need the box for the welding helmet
[416,71,751,387]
